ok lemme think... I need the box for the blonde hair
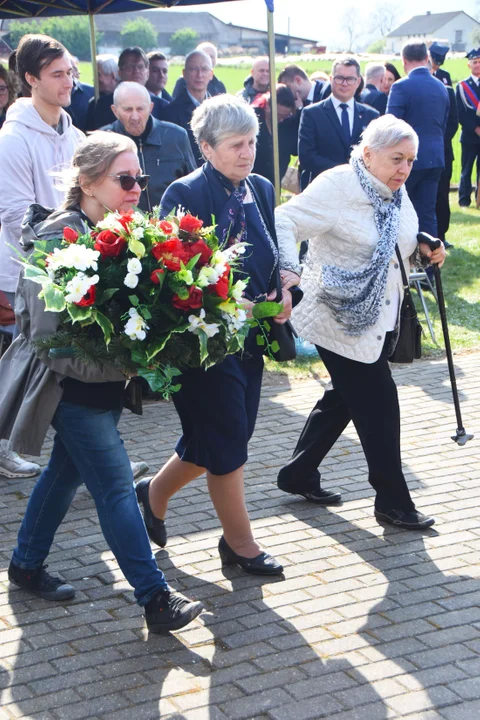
[62,131,137,208]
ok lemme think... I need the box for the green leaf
[101,288,119,302]
[42,284,66,312]
[252,301,283,319]
[271,340,280,354]
[128,294,139,306]
[94,310,113,346]
[128,237,146,258]
[145,325,189,362]
[24,265,52,286]
[142,308,152,320]
[68,304,93,323]
[186,253,201,270]
[256,334,265,346]
[263,320,271,333]
[198,330,209,364]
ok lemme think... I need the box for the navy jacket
[434,68,452,87]
[360,84,388,115]
[66,81,94,132]
[101,117,196,212]
[172,74,226,101]
[304,80,329,106]
[455,76,480,146]
[252,106,299,185]
[387,67,449,170]
[86,90,169,131]
[298,97,379,188]
[162,88,204,167]
[444,86,459,161]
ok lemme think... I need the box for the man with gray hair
[172,42,226,100]
[163,50,213,166]
[97,54,118,95]
[361,62,388,115]
[102,82,195,211]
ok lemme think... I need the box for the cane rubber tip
[452,432,474,446]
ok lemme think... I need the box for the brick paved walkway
[1,352,480,720]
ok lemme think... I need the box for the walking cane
[417,232,474,446]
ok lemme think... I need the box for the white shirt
[470,75,480,87]
[306,83,315,104]
[330,95,354,133]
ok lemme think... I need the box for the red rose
[151,238,189,271]
[185,239,213,267]
[75,285,96,307]
[150,268,165,285]
[94,229,127,258]
[172,286,203,310]
[63,226,79,243]
[210,265,231,300]
[117,211,134,231]
[179,214,203,233]
[159,220,174,235]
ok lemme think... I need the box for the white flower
[49,245,99,273]
[221,243,247,261]
[124,273,139,289]
[132,211,144,225]
[231,279,248,302]
[196,265,222,288]
[64,272,99,303]
[210,251,227,276]
[127,258,142,275]
[223,307,248,333]
[132,227,144,240]
[176,267,194,285]
[124,307,149,341]
[187,309,219,338]
[96,214,124,233]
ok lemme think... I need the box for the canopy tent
[0,0,282,201]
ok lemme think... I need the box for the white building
[386,11,480,54]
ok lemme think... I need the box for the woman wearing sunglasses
[0,131,203,633]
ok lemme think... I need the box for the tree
[367,38,387,53]
[169,28,199,57]
[7,17,102,60]
[120,17,157,52]
[370,3,400,38]
[7,20,42,49]
[341,7,363,53]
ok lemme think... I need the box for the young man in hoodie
[0,34,84,479]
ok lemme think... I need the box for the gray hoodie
[0,99,84,293]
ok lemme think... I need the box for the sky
[169,0,479,49]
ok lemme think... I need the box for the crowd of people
[0,29,475,633]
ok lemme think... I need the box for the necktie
[339,103,351,145]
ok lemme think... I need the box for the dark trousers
[406,167,443,237]
[277,338,415,513]
[435,150,453,242]
[459,143,480,206]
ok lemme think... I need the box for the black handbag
[388,245,422,364]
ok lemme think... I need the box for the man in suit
[436,79,458,247]
[387,42,449,242]
[146,51,171,102]
[429,41,452,87]
[87,47,168,130]
[361,62,388,115]
[172,42,226,100]
[298,57,379,189]
[163,50,213,167]
[278,64,328,107]
[66,75,94,132]
[456,48,480,207]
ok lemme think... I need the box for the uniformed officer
[456,48,480,207]
[429,42,452,86]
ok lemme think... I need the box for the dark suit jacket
[387,67,449,170]
[455,76,480,146]
[304,80,328,106]
[444,86,459,162]
[162,88,204,167]
[86,90,168,131]
[66,81,94,132]
[252,107,299,185]
[360,84,388,115]
[298,97,379,188]
[172,74,226,101]
[434,68,452,87]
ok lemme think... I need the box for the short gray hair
[113,81,150,106]
[185,50,212,69]
[351,114,419,157]
[191,94,259,150]
[364,62,385,84]
[97,53,118,76]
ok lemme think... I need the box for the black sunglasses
[109,174,149,191]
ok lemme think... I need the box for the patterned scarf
[203,161,247,247]
[319,155,402,336]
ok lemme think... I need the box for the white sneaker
[0,444,41,479]
[130,460,149,480]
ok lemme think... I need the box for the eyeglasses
[333,75,358,86]
[185,66,211,75]
[121,63,147,73]
[109,174,149,191]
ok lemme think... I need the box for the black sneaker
[8,561,75,601]
[144,588,203,634]
[374,509,435,530]
[135,478,167,547]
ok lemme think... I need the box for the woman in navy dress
[136,94,302,575]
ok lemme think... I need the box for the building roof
[387,11,478,38]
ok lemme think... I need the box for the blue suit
[66,81,94,132]
[360,84,387,115]
[162,88,205,167]
[298,97,379,189]
[455,76,480,206]
[387,66,449,237]
[304,80,329,106]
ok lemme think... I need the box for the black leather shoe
[375,509,435,530]
[8,561,75,601]
[145,588,203,633]
[135,478,167,547]
[218,536,284,576]
[278,485,342,505]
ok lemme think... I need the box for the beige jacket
[275,164,420,364]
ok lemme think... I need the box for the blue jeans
[12,401,167,605]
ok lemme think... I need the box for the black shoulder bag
[388,245,422,364]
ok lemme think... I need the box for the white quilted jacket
[275,164,419,364]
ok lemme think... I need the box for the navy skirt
[173,352,264,475]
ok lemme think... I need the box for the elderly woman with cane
[136,94,301,573]
[276,115,445,530]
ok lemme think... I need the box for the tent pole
[89,13,99,100]
[267,6,280,206]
